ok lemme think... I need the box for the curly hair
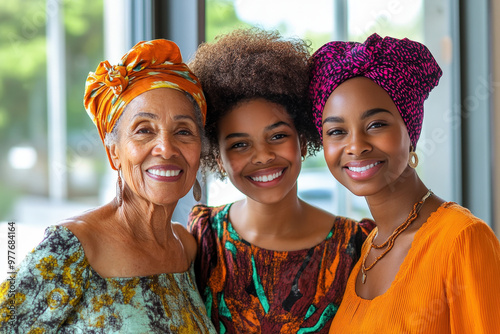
[189,27,321,177]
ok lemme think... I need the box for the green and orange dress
[0,225,216,333]
[188,203,374,333]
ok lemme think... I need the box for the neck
[365,167,429,239]
[114,186,178,245]
[232,185,306,237]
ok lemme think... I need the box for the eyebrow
[322,108,392,125]
[133,112,158,120]
[132,112,196,122]
[224,121,292,140]
[173,114,196,122]
[266,121,292,131]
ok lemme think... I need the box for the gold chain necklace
[361,189,433,284]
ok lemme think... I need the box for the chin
[247,191,289,205]
[336,180,374,198]
[147,191,186,206]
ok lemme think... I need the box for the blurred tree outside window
[0,0,105,277]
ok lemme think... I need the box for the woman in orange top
[308,33,500,333]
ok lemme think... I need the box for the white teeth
[148,169,181,177]
[250,170,283,183]
[347,162,381,173]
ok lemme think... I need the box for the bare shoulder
[58,205,113,260]
[172,223,197,263]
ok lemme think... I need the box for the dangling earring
[116,167,123,206]
[219,164,228,178]
[301,155,306,162]
[408,146,419,169]
[193,178,202,202]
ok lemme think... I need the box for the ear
[109,143,121,170]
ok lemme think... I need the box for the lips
[146,165,182,180]
[247,168,286,185]
[346,161,381,173]
[148,169,181,177]
[343,160,384,180]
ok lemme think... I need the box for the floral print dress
[0,225,216,334]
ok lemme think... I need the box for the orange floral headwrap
[84,39,207,170]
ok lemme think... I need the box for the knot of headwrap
[84,39,206,170]
[100,62,129,96]
[309,33,442,148]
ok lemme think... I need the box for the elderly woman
[0,40,216,333]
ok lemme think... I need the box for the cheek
[120,140,148,165]
[184,143,202,168]
[116,144,145,186]
[122,164,144,194]
[381,133,410,168]
[221,152,242,175]
[287,139,303,160]
[322,141,340,167]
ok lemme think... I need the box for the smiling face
[109,88,201,206]
[218,98,306,204]
[322,77,412,197]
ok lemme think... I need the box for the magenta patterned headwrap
[309,33,442,148]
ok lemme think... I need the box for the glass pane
[206,0,335,49]
[347,0,423,41]
[0,0,105,277]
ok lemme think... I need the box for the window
[0,0,107,277]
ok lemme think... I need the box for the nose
[152,133,179,159]
[345,133,371,156]
[251,143,276,165]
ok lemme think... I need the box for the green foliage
[63,0,104,132]
[204,0,334,53]
[0,0,103,144]
[205,0,250,42]
[0,0,104,212]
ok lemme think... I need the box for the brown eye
[271,133,288,140]
[136,128,152,134]
[368,122,387,129]
[326,128,345,136]
[177,129,193,136]
[231,142,248,149]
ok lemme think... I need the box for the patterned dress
[188,204,374,334]
[0,225,216,334]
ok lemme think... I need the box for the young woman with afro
[187,28,374,333]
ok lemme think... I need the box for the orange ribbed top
[330,202,500,333]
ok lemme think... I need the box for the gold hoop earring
[116,168,123,206]
[301,155,306,162]
[193,178,202,202]
[408,149,419,169]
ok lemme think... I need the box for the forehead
[324,77,398,116]
[123,88,196,120]
[220,98,293,131]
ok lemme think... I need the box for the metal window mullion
[47,0,67,201]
